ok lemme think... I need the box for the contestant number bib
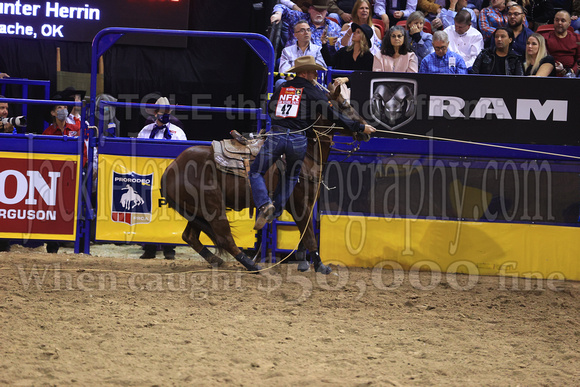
[276,87,303,118]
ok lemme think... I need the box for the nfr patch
[111,171,153,225]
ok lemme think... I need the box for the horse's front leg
[288,183,332,275]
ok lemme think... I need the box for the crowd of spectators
[272,0,580,77]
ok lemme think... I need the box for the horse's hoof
[245,263,262,273]
[206,256,224,267]
[236,253,262,273]
[297,260,310,272]
[314,263,332,275]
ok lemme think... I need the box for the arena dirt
[1,244,579,386]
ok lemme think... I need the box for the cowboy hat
[305,0,329,10]
[145,96,172,115]
[351,23,373,49]
[288,55,327,73]
[61,86,86,101]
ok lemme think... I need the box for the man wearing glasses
[419,30,468,74]
[279,20,327,75]
[503,4,533,56]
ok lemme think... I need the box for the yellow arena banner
[320,215,580,281]
[95,154,256,248]
[0,152,80,241]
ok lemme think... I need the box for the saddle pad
[212,140,250,178]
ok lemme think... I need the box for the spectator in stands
[272,0,342,47]
[143,93,184,130]
[445,10,484,68]
[525,0,555,30]
[374,0,418,30]
[545,10,580,76]
[441,0,478,28]
[328,0,357,24]
[405,11,434,63]
[43,98,79,137]
[420,30,468,73]
[138,97,186,260]
[42,95,80,254]
[0,73,8,79]
[96,94,120,137]
[0,95,14,134]
[279,20,327,79]
[524,33,557,75]
[471,27,524,74]
[417,0,444,27]
[60,87,84,134]
[572,0,580,32]
[373,25,419,72]
[501,4,534,56]
[479,0,508,44]
[280,0,306,12]
[338,0,383,55]
[324,22,375,69]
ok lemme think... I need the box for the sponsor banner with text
[350,72,577,146]
[0,152,79,240]
[96,154,256,248]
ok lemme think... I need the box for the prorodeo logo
[111,172,153,226]
[370,78,417,131]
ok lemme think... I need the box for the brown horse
[160,85,368,273]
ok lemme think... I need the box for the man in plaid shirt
[419,30,468,74]
[479,0,508,44]
[271,0,342,48]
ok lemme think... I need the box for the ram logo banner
[111,172,153,225]
[370,78,418,131]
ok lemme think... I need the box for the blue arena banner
[111,171,153,226]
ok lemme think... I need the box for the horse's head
[326,82,371,143]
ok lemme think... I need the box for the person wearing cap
[405,11,434,64]
[138,97,186,260]
[323,22,375,70]
[419,30,468,73]
[338,0,383,55]
[250,55,376,231]
[271,0,342,48]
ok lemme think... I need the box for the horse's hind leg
[182,221,224,267]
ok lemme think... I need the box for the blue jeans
[249,126,308,217]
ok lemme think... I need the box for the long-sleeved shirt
[444,25,484,68]
[279,43,327,74]
[479,6,507,43]
[273,4,342,48]
[374,0,418,19]
[373,52,419,72]
[545,30,580,69]
[440,7,477,29]
[270,76,365,133]
[419,51,468,74]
